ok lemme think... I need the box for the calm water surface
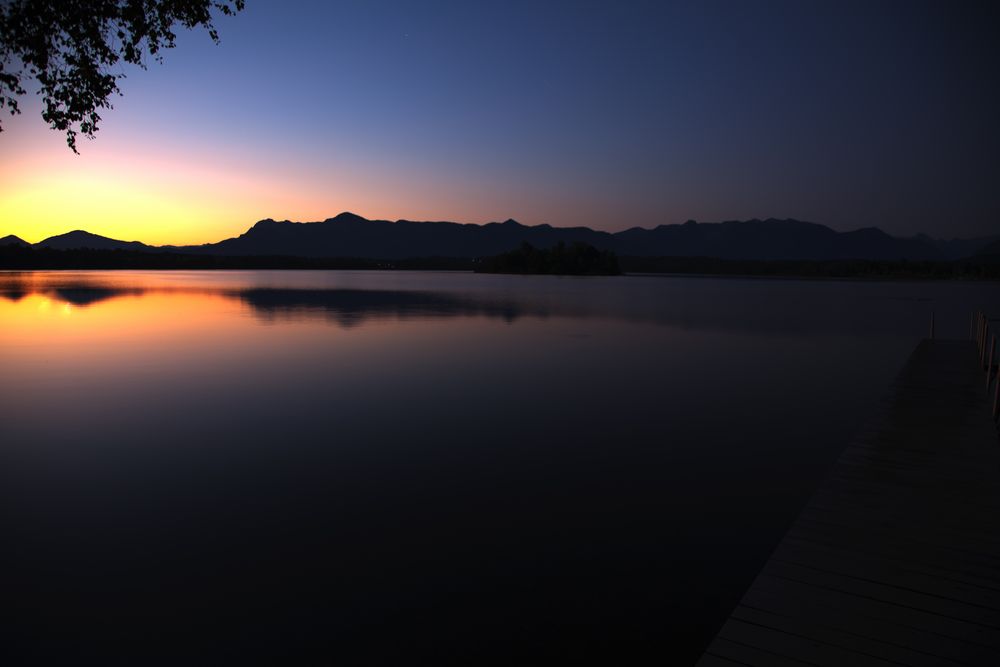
[1,270,996,665]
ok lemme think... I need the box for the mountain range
[4,213,998,261]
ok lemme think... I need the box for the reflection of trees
[233,289,535,327]
[477,242,621,275]
[0,275,926,336]
[0,288,28,302]
[0,282,144,306]
[0,279,544,327]
[49,287,146,306]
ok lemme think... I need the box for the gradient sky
[1,0,998,244]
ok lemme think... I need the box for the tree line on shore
[2,241,998,279]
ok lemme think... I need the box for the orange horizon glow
[0,132,398,246]
[0,118,567,247]
[0,275,516,376]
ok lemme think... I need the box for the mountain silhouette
[21,214,999,261]
[172,212,612,259]
[35,230,153,252]
[1,234,30,247]
[612,219,981,260]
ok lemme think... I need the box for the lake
[1,270,996,665]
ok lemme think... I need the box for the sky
[1,0,998,245]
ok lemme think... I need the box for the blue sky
[3,0,998,242]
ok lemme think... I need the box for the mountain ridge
[9,213,999,261]
[0,234,30,247]
[35,230,152,252]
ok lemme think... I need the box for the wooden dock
[697,339,1000,667]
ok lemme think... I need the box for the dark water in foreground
[1,270,996,665]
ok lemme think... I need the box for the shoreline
[2,266,999,284]
[2,244,998,281]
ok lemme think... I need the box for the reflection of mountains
[233,288,542,326]
[52,287,147,306]
[226,288,953,336]
[0,283,145,306]
[0,281,546,326]
[0,276,941,336]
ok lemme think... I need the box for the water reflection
[234,287,536,326]
[0,276,141,306]
[0,274,542,327]
[2,270,998,665]
[0,270,978,336]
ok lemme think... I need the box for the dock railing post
[984,316,989,357]
[982,319,989,368]
[977,312,984,353]
[994,369,1000,422]
[988,325,994,370]
[988,335,996,391]
[995,375,1000,421]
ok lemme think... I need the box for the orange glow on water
[0,271,509,384]
[0,290,235,353]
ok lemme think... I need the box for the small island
[475,242,622,276]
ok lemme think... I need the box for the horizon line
[3,212,982,247]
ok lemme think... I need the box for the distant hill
[175,212,613,259]
[0,234,29,247]
[613,219,983,261]
[36,230,153,252]
[972,239,1000,263]
[177,213,999,261]
[16,214,999,261]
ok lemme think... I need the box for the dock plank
[707,637,817,667]
[731,605,969,666]
[697,340,1000,666]
[742,589,997,664]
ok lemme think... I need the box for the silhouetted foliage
[477,242,622,275]
[975,240,1000,263]
[0,243,475,270]
[0,0,244,152]
[3,242,1000,280]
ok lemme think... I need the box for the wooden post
[977,315,982,358]
[988,335,996,391]
[984,316,990,363]
[994,369,1000,422]
[929,311,935,340]
[979,323,990,365]
[987,325,993,369]
[981,318,988,366]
